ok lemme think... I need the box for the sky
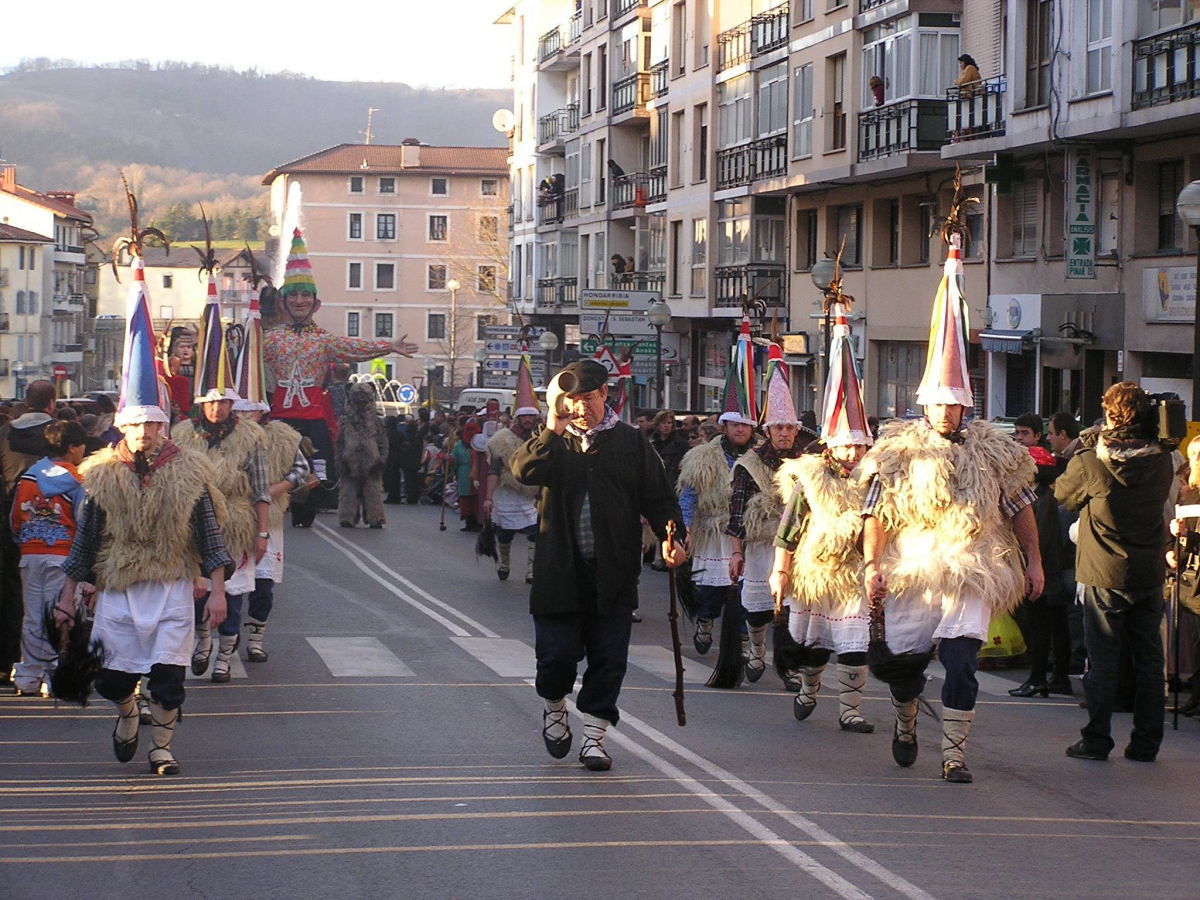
[0,1,513,89]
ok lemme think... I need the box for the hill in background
[0,62,510,240]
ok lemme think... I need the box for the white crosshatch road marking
[306,638,415,677]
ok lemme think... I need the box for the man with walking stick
[512,360,686,770]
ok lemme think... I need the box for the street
[1,504,1197,900]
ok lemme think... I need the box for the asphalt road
[2,503,1198,900]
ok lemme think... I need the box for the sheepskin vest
[80,445,225,592]
[676,437,735,557]
[264,420,303,530]
[172,418,265,563]
[777,455,866,614]
[858,419,1036,614]
[733,449,785,548]
[487,428,539,500]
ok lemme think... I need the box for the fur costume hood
[777,454,866,612]
[487,427,539,500]
[80,445,227,592]
[858,418,1035,614]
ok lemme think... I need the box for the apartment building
[0,163,94,397]
[262,142,510,390]
[0,226,52,398]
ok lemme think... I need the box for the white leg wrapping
[191,621,212,672]
[148,702,180,775]
[893,696,918,745]
[580,714,610,764]
[798,664,824,711]
[246,619,268,661]
[941,708,975,771]
[114,694,139,744]
[212,634,238,680]
[498,541,511,577]
[543,698,569,742]
[837,664,869,726]
[747,624,767,668]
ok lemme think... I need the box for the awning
[783,354,815,366]
[980,330,1034,355]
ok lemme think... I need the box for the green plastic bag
[979,611,1027,658]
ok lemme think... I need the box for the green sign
[1067,148,1095,279]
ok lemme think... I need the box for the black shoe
[112,723,138,763]
[1177,696,1200,717]
[1123,744,1157,762]
[1046,677,1074,696]
[693,622,713,655]
[542,710,572,760]
[340,521,356,529]
[942,762,973,783]
[745,659,766,683]
[892,727,918,768]
[1008,680,1049,698]
[1065,739,1108,761]
[793,694,816,721]
[839,717,875,734]
[369,523,383,529]
[631,612,642,623]
[649,560,668,572]
[580,750,612,772]
[498,567,510,582]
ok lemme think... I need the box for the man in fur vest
[335,382,388,528]
[483,361,541,582]
[770,304,874,733]
[861,234,1042,784]
[54,254,233,776]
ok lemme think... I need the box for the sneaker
[1065,739,1108,761]
[1122,744,1156,763]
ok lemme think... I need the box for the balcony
[611,172,649,211]
[0,313,9,331]
[564,188,579,220]
[506,204,515,235]
[857,99,948,162]
[715,135,788,190]
[716,23,750,73]
[612,71,650,116]
[750,2,789,57]
[714,264,787,310]
[536,277,578,311]
[646,166,667,204]
[612,271,666,293]
[55,244,86,257]
[537,194,565,226]
[538,27,563,63]
[859,0,890,10]
[1133,21,1200,109]
[52,343,84,363]
[52,292,86,313]
[614,0,646,18]
[650,59,669,98]
[945,76,1006,142]
[568,10,583,44]
[538,104,580,146]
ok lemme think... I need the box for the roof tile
[263,143,508,184]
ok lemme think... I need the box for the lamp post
[810,258,838,401]
[473,347,487,387]
[423,356,436,411]
[446,278,461,394]
[1176,180,1200,419]
[538,330,560,383]
[647,301,672,409]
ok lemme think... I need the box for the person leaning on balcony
[869,76,885,107]
[955,55,982,95]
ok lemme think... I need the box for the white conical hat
[820,303,872,447]
[761,343,798,427]
[514,353,539,417]
[916,235,973,408]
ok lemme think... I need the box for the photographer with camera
[1055,383,1177,763]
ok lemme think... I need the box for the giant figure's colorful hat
[279,227,317,299]
[916,233,973,408]
[234,293,270,413]
[514,353,540,418]
[719,315,757,426]
[760,342,799,427]
[193,275,239,404]
[115,256,171,427]
[820,304,872,447]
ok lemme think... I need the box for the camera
[1146,392,1188,446]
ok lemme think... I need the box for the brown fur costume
[335,382,388,527]
[733,449,786,547]
[676,437,734,561]
[486,428,539,501]
[263,420,303,530]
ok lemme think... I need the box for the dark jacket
[512,422,684,616]
[1054,426,1174,591]
[396,420,424,469]
[649,429,689,489]
[1,414,54,494]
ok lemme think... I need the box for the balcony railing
[564,187,579,220]
[717,23,751,73]
[646,165,667,204]
[612,271,666,293]
[859,0,890,11]
[0,313,9,331]
[568,10,583,44]
[714,264,786,310]
[715,135,788,190]
[946,76,1006,141]
[506,204,515,234]
[611,171,649,210]
[538,104,580,145]
[612,71,650,115]
[650,59,669,98]
[614,0,646,18]
[538,27,563,63]
[857,98,948,162]
[537,194,565,226]
[750,2,789,57]
[56,244,86,255]
[536,277,579,310]
[52,343,84,354]
[1133,21,1200,109]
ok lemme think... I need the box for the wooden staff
[665,520,686,726]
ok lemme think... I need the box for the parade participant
[54,252,233,776]
[513,360,685,771]
[725,344,803,684]
[262,227,415,527]
[675,350,756,655]
[453,420,482,532]
[860,232,1041,784]
[769,303,873,732]
[232,291,312,663]
[483,357,540,583]
[9,420,86,696]
[175,276,270,684]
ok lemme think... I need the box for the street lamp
[647,301,672,408]
[473,346,487,387]
[1176,180,1200,418]
[538,330,559,382]
[446,278,461,392]
[423,356,436,411]
[811,258,838,396]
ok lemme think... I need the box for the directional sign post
[579,289,663,312]
[580,311,657,336]
[396,383,417,404]
[581,334,681,378]
[484,356,548,380]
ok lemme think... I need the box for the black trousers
[403,465,423,504]
[0,535,19,674]
[96,664,186,711]
[284,418,336,526]
[1027,597,1072,684]
[534,563,633,725]
[1080,586,1165,757]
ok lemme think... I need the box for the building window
[1158,161,1184,252]
[877,341,926,419]
[691,218,707,297]
[888,199,901,265]
[349,176,364,194]
[349,213,363,240]
[695,103,709,182]
[431,177,448,196]
[1138,2,1199,36]
[481,179,498,196]
[795,208,818,271]
[827,54,846,151]
[670,219,683,296]
[348,262,363,289]
[1011,180,1039,257]
[427,313,446,340]
[835,205,862,266]
[347,312,360,336]
[428,264,448,291]
[375,263,395,290]
[85,267,96,285]
[716,199,751,267]
[478,265,497,293]
[476,314,496,340]
[160,304,173,319]
[716,73,753,149]
[376,213,396,240]
[1086,0,1113,94]
[375,313,394,338]
[16,291,26,314]
[792,64,814,158]
[756,62,788,138]
[378,177,396,194]
[919,201,933,263]
[162,274,173,289]
[429,215,448,242]
[28,248,35,270]
[479,216,499,243]
[1025,0,1052,108]
[794,0,813,23]
[965,206,985,259]
[17,246,23,270]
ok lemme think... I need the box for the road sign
[579,311,656,336]
[484,324,546,340]
[396,383,417,404]
[582,334,681,378]
[591,346,622,379]
[580,289,662,312]
[370,358,388,376]
[484,357,548,378]
[485,339,548,355]
[483,372,517,389]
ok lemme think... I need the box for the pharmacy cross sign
[1067,147,1096,280]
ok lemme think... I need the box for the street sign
[485,339,547,355]
[1067,147,1096,279]
[396,383,417,404]
[591,346,622,379]
[484,324,545,340]
[579,311,656,336]
[484,356,548,378]
[483,372,518,389]
[583,334,681,378]
[580,289,662,312]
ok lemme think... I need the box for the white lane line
[314,523,499,638]
[311,529,471,637]
[306,638,415,677]
[627,645,712,686]
[616,709,940,900]
[186,650,248,681]
[451,638,535,677]
[926,661,1012,698]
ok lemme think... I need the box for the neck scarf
[199,414,238,447]
[568,406,619,451]
[720,434,751,459]
[117,439,180,486]
[822,447,855,479]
